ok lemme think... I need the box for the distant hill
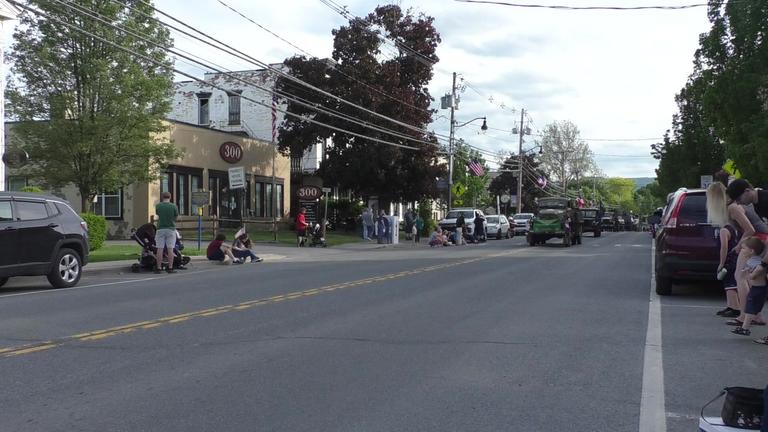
[629,177,655,190]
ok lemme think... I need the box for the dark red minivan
[654,188,719,295]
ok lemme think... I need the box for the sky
[4,0,714,178]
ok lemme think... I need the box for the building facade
[5,121,291,238]
[0,0,19,192]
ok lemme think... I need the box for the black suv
[0,192,89,288]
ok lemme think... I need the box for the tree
[6,0,179,210]
[696,0,768,184]
[535,120,597,192]
[603,178,637,213]
[634,181,664,216]
[488,152,546,213]
[450,143,489,208]
[276,5,445,206]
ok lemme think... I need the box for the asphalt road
[0,232,762,431]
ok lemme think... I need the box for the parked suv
[438,208,486,239]
[0,192,89,288]
[654,188,717,295]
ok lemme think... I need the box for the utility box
[388,216,399,244]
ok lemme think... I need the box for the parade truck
[581,207,602,237]
[526,197,583,247]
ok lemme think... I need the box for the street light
[447,116,488,211]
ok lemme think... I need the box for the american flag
[271,92,278,143]
[537,176,548,189]
[467,159,485,176]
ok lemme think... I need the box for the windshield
[486,216,499,223]
[445,210,475,219]
[513,214,532,220]
[583,210,597,218]
[538,199,567,209]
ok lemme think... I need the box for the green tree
[276,5,444,205]
[488,152,546,214]
[634,181,664,216]
[451,143,489,208]
[603,178,637,212]
[6,0,179,210]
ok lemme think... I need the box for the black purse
[701,387,764,429]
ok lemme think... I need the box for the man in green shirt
[154,191,179,274]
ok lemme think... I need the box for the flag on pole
[467,159,485,176]
[537,176,547,189]
[271,93,278,143]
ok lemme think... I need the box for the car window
[583,210,596,218]
[0,201,12,221]
[55,202,79,219]
[15,200,50,221]
[486,216,498,223]
[515,214,532,220]
[678,194,707,224]
[46,201,60,217]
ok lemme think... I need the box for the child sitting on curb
[731,237,767,336]
[206,234,243,265]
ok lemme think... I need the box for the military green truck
[581,207,602,237]
[526,197,583,247]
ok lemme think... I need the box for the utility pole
[448,72,457,211]
[516,108,525,215]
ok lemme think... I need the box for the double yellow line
[1,251,516,358]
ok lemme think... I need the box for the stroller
[299,223,327,248]
[130,223,191,273]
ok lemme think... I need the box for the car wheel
[0,277,7,288]
[46,248,82,288]
[655,275,672,296]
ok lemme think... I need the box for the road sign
[191,191,211,206]
[452,183,466,197]
[228,166,246,189]
[700,175,713,189]
[322,187,332,193]
[500,194,510,204]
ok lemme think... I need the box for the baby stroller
[307,223,327,247]
[130,223,191,273]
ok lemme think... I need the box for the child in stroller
[130,223,191,273]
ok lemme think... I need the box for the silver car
[511,213,534,236]
[485,215,511,239]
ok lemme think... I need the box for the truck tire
[655,275,673,296]
[46,248,82,288]
[528,234,536,246]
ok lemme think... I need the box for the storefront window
[276,184,284,218]
[191,175,202,215]
[177,174,188,215]
[265,183,273,219]
[94,190,122,219]
[208,177,219,216]
[7,176,27,191]
[254,182,263,218]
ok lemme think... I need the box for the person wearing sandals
[708,183,742,317]
[731,237,767,336]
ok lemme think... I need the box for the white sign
[500,194,510,204]
[322,187,332,193]
[700,175,713,189]
[228,166,246,189]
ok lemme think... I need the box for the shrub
[418,199,436,236]
[80,213,107,251]
[20,186,43,193]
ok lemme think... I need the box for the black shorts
[745,285,768,315]
[207,249,224,261]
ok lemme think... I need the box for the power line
[50,0,440,150]
[9,0,423,153]
[454,0,709,11]
[124,0,446,145]
[214,0,435,118]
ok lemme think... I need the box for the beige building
[5,120,290,238]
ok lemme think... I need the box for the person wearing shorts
[732,237,767,336]
[154,191,179,274]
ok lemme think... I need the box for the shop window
[208,176,220,217]
[177,174,188,215]
[191,175,202,215]
[199,98,210,125]
[228,94,241,125]
[7,176,27,191]
[265,183,273,219]
[254,182,263,217]
[94,191,122,219]
[276,184,284,218]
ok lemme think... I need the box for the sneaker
[721,309,741,318]
[233,259,244,264]
[716,307,733,316]
[732,327,751,336]
[252,257,263,263]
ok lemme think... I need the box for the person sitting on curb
[429,227,451,247]
[206,234,242,265]
[233,229,263,263]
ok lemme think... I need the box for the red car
[654,188,719,295]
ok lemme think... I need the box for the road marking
[0,250,522,359]
[639,244,667,432]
